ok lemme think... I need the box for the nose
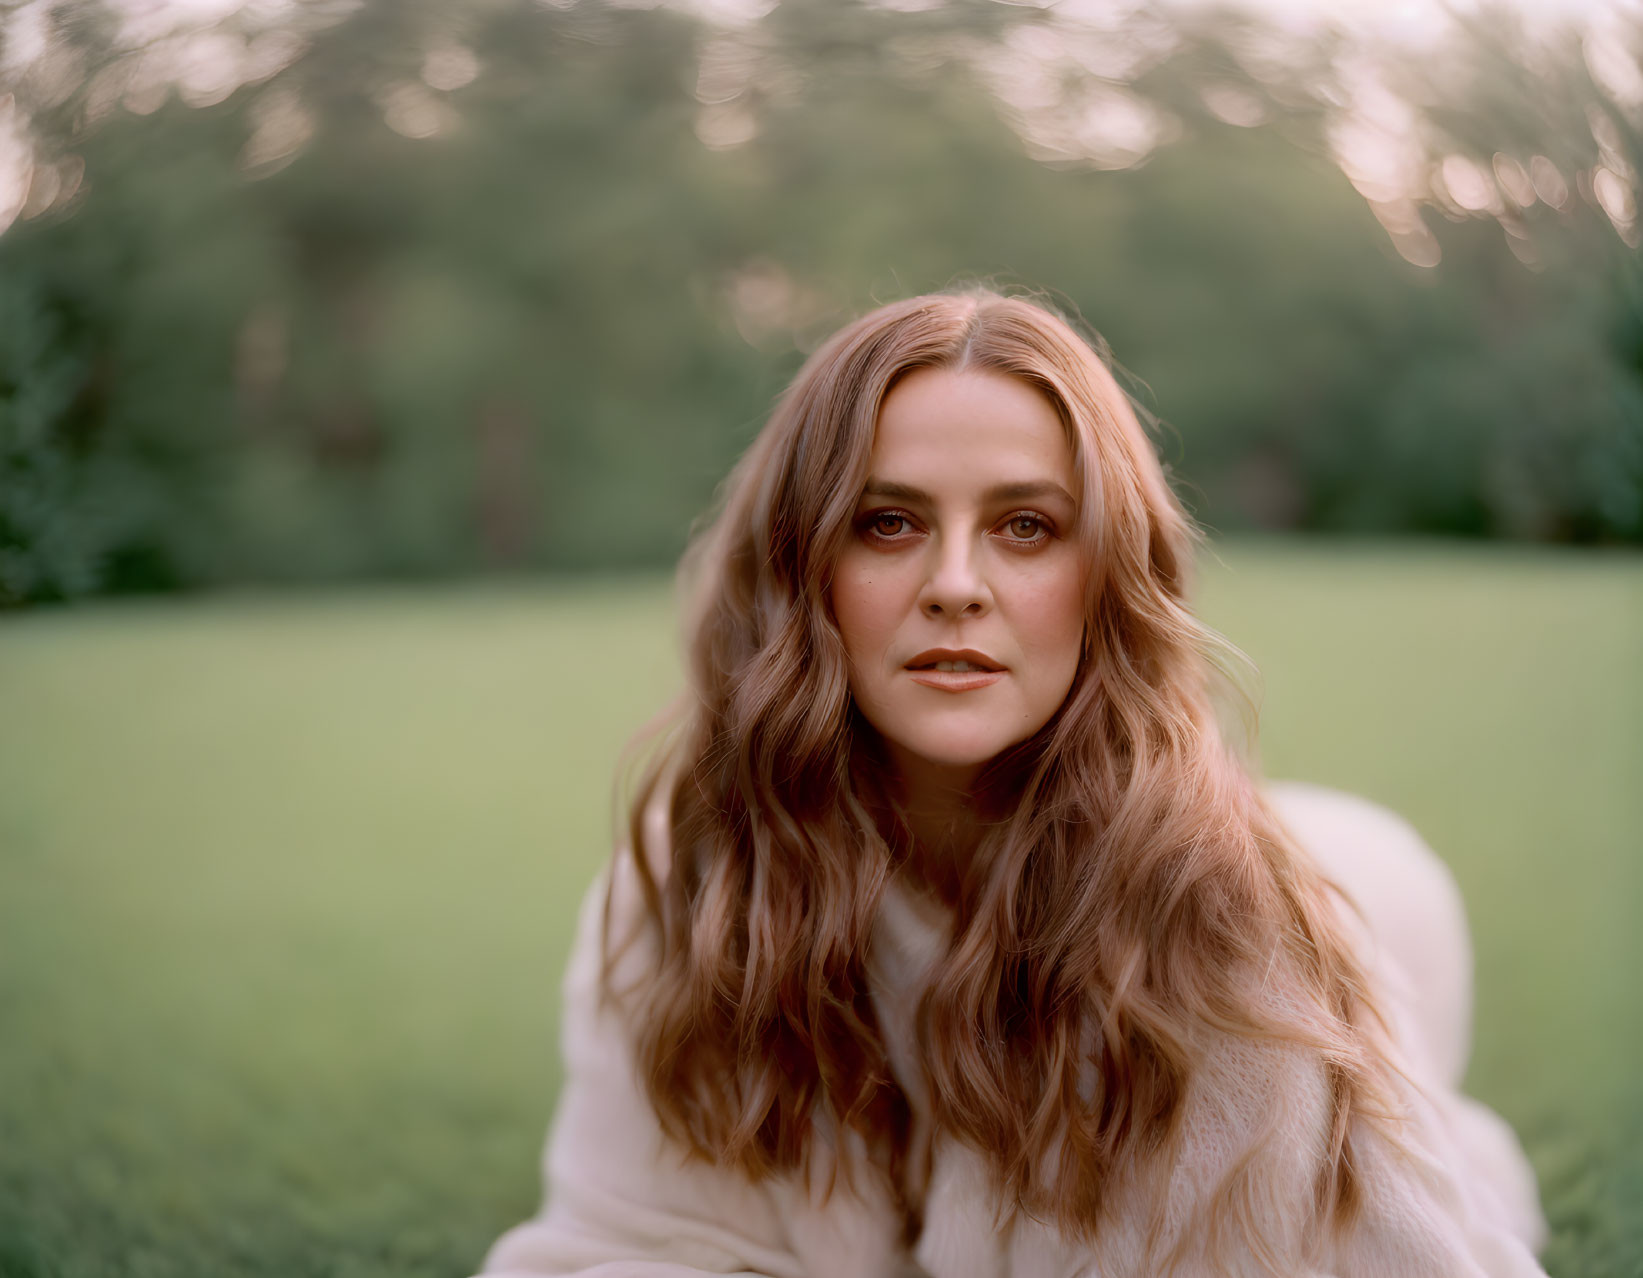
[918,533,993,619]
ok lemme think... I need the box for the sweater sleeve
[1265,781,1547,1260]
[474,861,807,1278]
[1036,786,1552,1278]
[1167,1026,1550,1278]
[1247,784,1549,1277]
[1002,1016,1549,1278]
[1319,1076,1551,1278]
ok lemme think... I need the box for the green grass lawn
[1,541,1638,1278]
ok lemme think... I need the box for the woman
[479,290,1547,1277]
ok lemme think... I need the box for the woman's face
[831,366,1089,787]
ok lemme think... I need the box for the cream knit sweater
[479,782,1548,1278]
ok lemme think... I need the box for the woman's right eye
[857,510,916,541]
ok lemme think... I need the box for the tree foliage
[1,0,1639,603]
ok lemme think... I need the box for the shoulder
[1262,781,1455,898]
[563,767,679,1005]
[1261,780,1473,1088]
[561,854,662,1031]
[1261,780,1466,956]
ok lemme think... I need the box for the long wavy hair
[607,289,1394,1252]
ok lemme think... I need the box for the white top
[477,782,1547,1278]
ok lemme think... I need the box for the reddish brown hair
[609,289,1392,1252]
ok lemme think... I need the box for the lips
[904,648,1005,673]
[903,648,1007,692]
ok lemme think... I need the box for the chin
[858,696,1045,778]
[893,729,1023,774]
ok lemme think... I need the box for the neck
[883,746,987,898]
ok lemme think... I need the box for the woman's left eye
[999,514,1049,542]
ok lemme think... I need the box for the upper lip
[904,648,1005,672]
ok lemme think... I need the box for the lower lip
[905,669,1006,691]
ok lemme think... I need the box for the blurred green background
[2,0,1642,605]
[2,1,1641,1275]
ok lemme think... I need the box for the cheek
[1011,561,1089,688]
[830,555,908,667]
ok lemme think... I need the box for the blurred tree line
[1,0,1640,603]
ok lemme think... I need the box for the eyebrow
[860,478,1077,507]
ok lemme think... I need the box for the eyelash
[857,510,1055,547]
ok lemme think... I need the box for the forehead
[870,366,1075,492]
